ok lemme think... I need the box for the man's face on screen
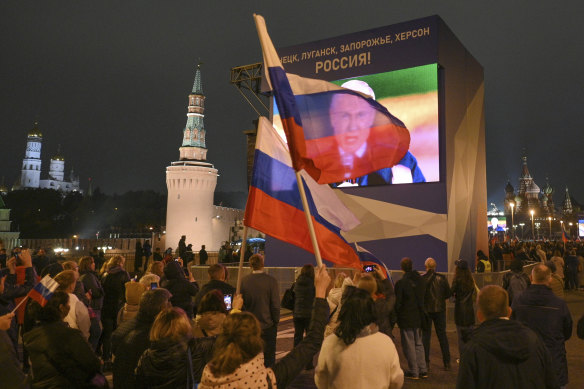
[329,93,375,154]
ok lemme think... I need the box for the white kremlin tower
[20,122,43,188]
[165,65,243,252]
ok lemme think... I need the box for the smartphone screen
[150,282,158,289]
[363,265,376,273]
[224,294,233,311]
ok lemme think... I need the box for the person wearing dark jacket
[0,312,28,389]
[199,265,331,389]
[394,257,427,379]
[79,256,105,351]
[422,257,452,370]
[101,255,131,367]
[161,260,199,318]
[451,260,476,358]
[135,307,194,389]
[24,291,101,389]
[511,264,572,388]
[111,288,172,389]
[1,251,36,349]
[293,264,316,349]
[135,240,143,273]
[456,285,558,389]
[193,264,234,316]
[502,258,530,305]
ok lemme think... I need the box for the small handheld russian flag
[28,275,59,307]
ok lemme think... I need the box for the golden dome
[28,121,42,137]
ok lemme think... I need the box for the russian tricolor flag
[28,275,59,307]
[254,14,411,185]
[245,117,362,268]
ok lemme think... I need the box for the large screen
[579,220,584,237]
[272,63,439,187]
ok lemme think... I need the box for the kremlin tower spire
[180,64,207,160]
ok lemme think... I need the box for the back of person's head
[150,307,192,342]
[125,281,147,305]
[147,261,165,278]
[477,285,509,322]
[531,264,551,284]
[424,257,437,270]
[357,274,377,296]
[139,273,160,289]
[208,264,226,281]
[62,260,79,271]
[545,260,557,274]
[78,256,94,273]
[38,290,70,323]
[54,270,77,292]
[209,312,263,376]
[164,260,185,280]
[198,290,228,315]
[333,272,347,288]
[300,264,315,278]
[509,258,524,272]
[335,288,376,345]
[249,254,264,270]
[553,249,562,257]
[138,288,172,320]
[108,255,125,270]
[400,257,413,272]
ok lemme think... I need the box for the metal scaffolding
[229,63,269,116]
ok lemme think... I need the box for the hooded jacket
[511,284,572,386]
[293,273,315,319]
[161,261,199,318]
[456,318,558,389]
[23,321,101,389]
[101,265,130,318]
[135,337,192,389]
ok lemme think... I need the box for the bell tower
[20,122,43,188]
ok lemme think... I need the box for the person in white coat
[315,287,403,389]
[55,270,91,339]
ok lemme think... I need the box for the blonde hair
[333,272,347,288]
[357,274,377,296]
[209,312,263,376]
[146,261,164,278]
[139,273,160,288]
[78,256,94,273]
[108,255,125,270]
[62,260,79,271]
[54,270,78,292]
[150,307,193,342]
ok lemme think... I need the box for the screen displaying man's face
[329,93,375,154]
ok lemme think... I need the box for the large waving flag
[245,117,362,268]
[28,275,59,307]
[254,14,411,184]
[562,225,569,243]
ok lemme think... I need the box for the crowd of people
[0,241,584,388]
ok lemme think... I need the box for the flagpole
[11,296,29,314]
[235,225,249,294]
[295,171,323,267]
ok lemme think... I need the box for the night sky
[1,1,583,208]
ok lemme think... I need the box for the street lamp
[569,222,573,238]
[519,223,525,239]
[548,217,552,239]
[510,202,515,238]
[530,210,535,240]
